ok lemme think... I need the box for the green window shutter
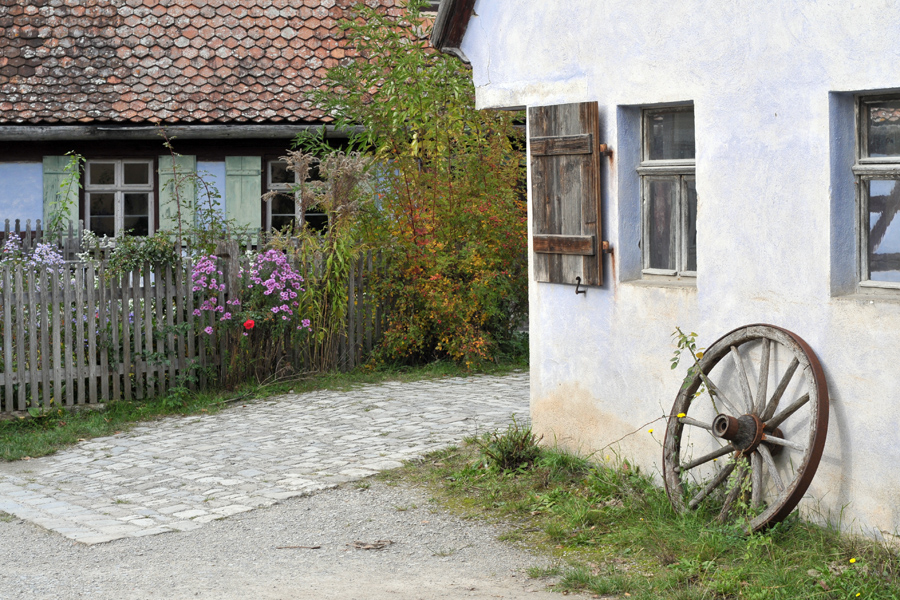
[42,156,80,231]
[158,154,197,234]
[225,156,262,230]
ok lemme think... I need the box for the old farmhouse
[434,0,900,537]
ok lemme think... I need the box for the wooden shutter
[42,156,80,228]
[225,156,262,230]
[529,102,603,286]
[158,154,196,233]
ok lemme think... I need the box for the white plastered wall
[461,0,900,539]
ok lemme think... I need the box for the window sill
[834,284,900,305]
[624,276,697,290]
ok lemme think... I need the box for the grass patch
[397,424,900,600]
[0,358,526,462]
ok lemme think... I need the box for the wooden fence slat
[132,267,144,400]
[74,266,85,405]
[86,262,98,404]
[165,264,176,393]
[2,265,13,411]
[50,268,63,408]
[365,251,374,354]
[109,269,121,402]
[39,268,51,407]
[217,258,226,386]
[347,257,356,371]
[26,269,39,408]
[143,264,154,398]
[98,263,110,402]
[155,263,167,397]
[63,265,74,406]
[14,268,26,410]
[120,271,131,401]
[185,258,197,392]
[173,262,184,388]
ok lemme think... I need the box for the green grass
[0,357,526,462]
[391,426,900,600]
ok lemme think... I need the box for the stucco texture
[462,1,900,539]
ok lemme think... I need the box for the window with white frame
[85,160,153,237]
[266,160,327,232]
[855,95,900,286]
[638,106,697,276]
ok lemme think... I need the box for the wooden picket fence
[0,253,383,414]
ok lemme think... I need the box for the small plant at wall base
[307,0,528,368]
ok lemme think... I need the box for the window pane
[124,193,149,216]
[90,193,115,216]
[646,179,677,270]
[270,161,294,185]
[89,163,116,186]
[867,179,900,282]
[271,215,296,231]
[684,178,698,272]
[866,100,900,158]
[123,216,149,236]
[305,205,328,233]
[123,162,150,185]
[90,217,116,237]
[647,109,695,160]
[271,193,295,215]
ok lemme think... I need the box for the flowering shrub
[0,238,68,290]
[190,249,310,383]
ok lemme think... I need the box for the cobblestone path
[0,372,529,545]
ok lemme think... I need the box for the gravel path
[0,480,562,599]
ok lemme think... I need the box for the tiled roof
[0,0,402,125]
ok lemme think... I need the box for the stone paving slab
[0,372,529,545]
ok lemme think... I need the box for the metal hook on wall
[575,276,586,295]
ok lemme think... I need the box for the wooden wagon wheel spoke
[730,345,755,413]
[763,434,805,453]
[761,357,800,421]
[750,451,762,509]
[663,324,828,532]
[717,457,750,523]
[765,393,810,431]
[679,444,734,472]
[678,416,712,430]
[757,444,784,493]
[688,460,736,509]
[754,339,771,415]
[704,376,742,417]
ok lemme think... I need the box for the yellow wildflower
[677,412,686,418]
[850,558,856,564]
[648,429,654,434]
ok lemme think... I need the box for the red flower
[244,319,255,330]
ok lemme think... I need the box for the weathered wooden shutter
[529,102,603,286]
[225,156,262,230]
[158,155,196,233]
[42,156,80,228]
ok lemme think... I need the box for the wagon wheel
[662,324,828,532]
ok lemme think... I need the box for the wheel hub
[712,413,764,453]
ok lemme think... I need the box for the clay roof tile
[0,0,411,124]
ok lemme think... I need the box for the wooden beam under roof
[430,0,476,62]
